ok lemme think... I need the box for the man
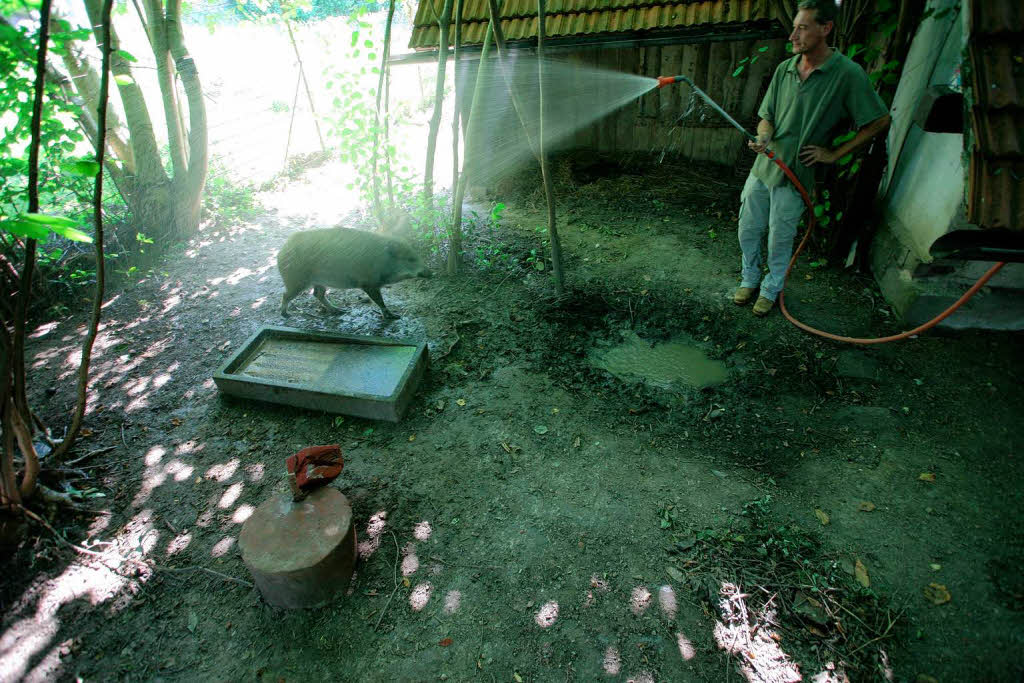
[734,0,891,316]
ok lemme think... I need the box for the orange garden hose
[768,151,1006,344]
[654,74,1006,345]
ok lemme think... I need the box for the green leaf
[739,57,750,65]
[3,218,50,241]
[364,39,373,48]
[732,65,745,78]
[116,49,138,62]
[64,160,101,177]
[114,74,134,86]
[813,205,825,218]
[21,213,82,228]
[758,46,769,52]
[51,224,93,243]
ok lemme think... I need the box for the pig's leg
[280,285,307,317]
[313,286,345,314]
[363,286,399,319]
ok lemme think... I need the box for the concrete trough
[214,325,429,422]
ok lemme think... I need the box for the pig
[277,227,431,320]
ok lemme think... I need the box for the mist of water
[457,55,658,186]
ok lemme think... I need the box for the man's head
[790,1,836,56]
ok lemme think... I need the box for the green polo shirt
[752,50,888,191]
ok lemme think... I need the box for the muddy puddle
[589,330,728,390]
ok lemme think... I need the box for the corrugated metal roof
[967,0,1024,231]
[409,0,777,49]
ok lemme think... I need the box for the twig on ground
[428,555,501,570]
[15,503,103,555]
[374,530,401,632]
[65,445,117,467]
[151,564,253,588]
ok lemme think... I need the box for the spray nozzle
[656,75,688,89]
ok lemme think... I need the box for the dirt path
[4,159,1023,682]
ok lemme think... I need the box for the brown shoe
[733,287,757,306]
[752,297,775,317]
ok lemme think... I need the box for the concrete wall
[871,0,1024,330]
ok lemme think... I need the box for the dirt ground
[4,155,1023,682]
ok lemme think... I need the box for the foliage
[731,45,771,79]
[210,0,386,23]
[0,18,94,224]
[662,494,902,674]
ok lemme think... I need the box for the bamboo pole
[450,0,464,244]
[536,0,564,296]
[285,20,326,153]
[423,0,454,203]
[282,69,302,170]
[371,0,397,226]
[449,22,493,274]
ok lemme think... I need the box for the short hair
[797,0,838,25]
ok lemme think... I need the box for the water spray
[653,74,1006,344]
[657,75,757,144]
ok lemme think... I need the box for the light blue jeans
[737,173,806,302]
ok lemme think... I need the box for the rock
[835,351,879,381]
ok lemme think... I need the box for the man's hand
[748,135,771,155]
[799,145,836,165]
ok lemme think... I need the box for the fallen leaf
[814,508,830,526]
[533,425,548,435]
[456,399,466,407]
[402,578,410,588]
[170,418,183,427]
[855,559,870,588]
[923,583,951,605]
[438,638,452,647]
[408,434,416,442]
[80,428,94,437]
[501,442,512,454]
[514,674,523,683]
[187,611,198,633]
[806,624,827,637]
[929,563,942,571]
[666,566,684,582]
[916,675,939,683]
[858,501,876,512]
[436,400,446,411]
[919,472,936,483]
[573,436,581,448]
[551,408,559,414]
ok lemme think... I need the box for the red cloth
[286,445,343,498]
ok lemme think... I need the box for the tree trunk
[423,0,453,202]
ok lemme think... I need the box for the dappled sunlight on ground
[534,601,559,628]
[409,582,432,611]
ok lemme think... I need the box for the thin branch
[51,0,112,464]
